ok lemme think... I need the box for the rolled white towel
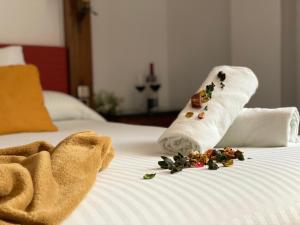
[158,65,258,155]
[217,107,299,147]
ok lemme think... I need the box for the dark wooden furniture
[63,0,93,104]
[103,111,180,127]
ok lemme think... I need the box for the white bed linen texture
[218,107,300,147]
[159,66,258,155]
[1,120,300,225]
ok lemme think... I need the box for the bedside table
[102,110,180,127]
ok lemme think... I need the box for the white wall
[281,0,297,107]
[92,0,288,110]
[230,0,282,107]
[91,0,169,111]
[167,0,231,109]
[297,1,300,108]
[0,0,64,46]
[0,0,298,110]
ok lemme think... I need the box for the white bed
[1,119,300,225]
[2,45,298,225]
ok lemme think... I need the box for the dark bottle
[146,63,157,83]
[146,63,160,112]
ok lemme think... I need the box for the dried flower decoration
[143,173,156,180]
[217,71,226,81]
[200,90,209,103]
[191,93,202,108]
[189,71,226,119]
[222,159,233,167]
[185,112,194,118]
[206,82,215,99]
[157,147,246,174]
[217,71,226,89]
[190,80,216,111]
[158,153,191,174]
[198,112,205,120]
[208,159,219,170]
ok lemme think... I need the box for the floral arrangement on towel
[143,148,245,179]
[186,71,226,120]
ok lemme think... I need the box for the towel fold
[158,65,258,155]
[217,107,299,147]
[0,131,115,225]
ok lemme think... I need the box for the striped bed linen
[0,120,300,225]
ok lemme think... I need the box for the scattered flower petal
[198,112,205,120]
[185,112,194,118]
[191,93,202,108]
[222,159,234,167]
[193,162,205,168]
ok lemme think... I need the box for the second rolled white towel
[217,107,299,147]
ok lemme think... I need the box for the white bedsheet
[1,120,300,225]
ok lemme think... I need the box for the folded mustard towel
[0,131,115,225]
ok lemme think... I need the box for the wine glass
[134,75,146,112]
[150,83,161,92]
[135,85,145,92]
[135,75,146,92]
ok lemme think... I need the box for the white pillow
[43,91,106,122]
[0,46,25,66]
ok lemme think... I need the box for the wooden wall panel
[63,0,93,105]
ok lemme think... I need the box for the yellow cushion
[0,64,57,135]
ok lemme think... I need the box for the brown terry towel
[0,131,115,225]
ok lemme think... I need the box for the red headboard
[0,44,69,93]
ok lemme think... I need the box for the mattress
[1,120,300,225]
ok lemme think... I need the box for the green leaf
[205,82,215,99]
[214,150,225,162]
[173,152,191,169]
[208,159,219,170]
[161,156,173,164]
[143,173,156,180]
[235,150,245,161]
[158,161,169,169]
[171,165,184,174]
[160,156,174,169]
